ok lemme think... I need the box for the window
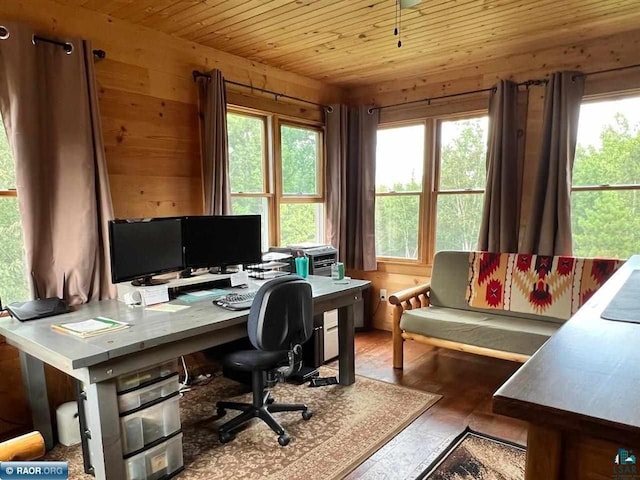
[375,114,488,263]
[0,121,29,305]
[375,124,425,259]
[227,109,324,249]
[572,95,640,259]
[434,117,488,253]
[279,123,323,246]
[227,112,270,249]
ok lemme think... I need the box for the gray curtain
[197,69,231,215]
[0,22,116,305]
[325,105,348,262]
[522,71,585,256]
[478,80,521,252]
[325,105,378,271]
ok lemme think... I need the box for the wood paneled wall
[0,0,343,440]
[354,28,640,331]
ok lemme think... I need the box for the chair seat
[224,349,289,372]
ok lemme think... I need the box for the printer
[269,244,338,277]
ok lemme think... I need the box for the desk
[493,255,640,480]
[0,275,369,480]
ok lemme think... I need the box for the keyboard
[214,291,257,311]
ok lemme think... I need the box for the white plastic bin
[117,360,178,393]
[118,374,180,414]
[125,433,183,480]
[120,394,181,455]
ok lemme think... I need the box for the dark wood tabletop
[493,255,640,444]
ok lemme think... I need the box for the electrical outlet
[380,288,387,301]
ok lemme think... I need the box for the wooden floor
[329,329,528,480]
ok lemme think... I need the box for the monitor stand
[131,276,169,287]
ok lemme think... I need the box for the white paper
[230,270,249,287]
[262,252,292,261]
[61,319,113,333]
[140,285,170,306]
[188,290,217,297]
[146,303,191,313]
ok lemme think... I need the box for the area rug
[45,366,440,480]
[418,428,525,480]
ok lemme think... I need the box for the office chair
[216,275,314,446]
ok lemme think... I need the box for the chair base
[217,390,312,446]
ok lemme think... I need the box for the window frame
[375,120,429,264]
[227,106,325,247]
[570,92,640,258]
[375,110,488,268]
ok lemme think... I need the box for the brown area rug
[45,366,439,479]
[419,429,525,480]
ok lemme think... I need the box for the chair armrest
[0,431,45,461]
[389,283,431,307]
[390,283,431,370]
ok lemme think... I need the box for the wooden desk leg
[84,381,125,480]
[337,295,358,386]
[19,352,54,450]
[525,424,563,480]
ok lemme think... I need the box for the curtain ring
[63,43,74,55]
[0,26,9,40]
[325,105,334,113]
[367,107,375,114]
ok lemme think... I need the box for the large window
[0,121,29,305]
[572,95,640,259]
[227,110,324,249]
[375,115,488,263]
[375,124,425,259]
[434,117,488,253]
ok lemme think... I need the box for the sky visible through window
[577,96,640,147]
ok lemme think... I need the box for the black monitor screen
[109,218,184,285]
[183,215,262,270]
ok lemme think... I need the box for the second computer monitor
[183,215,262,272]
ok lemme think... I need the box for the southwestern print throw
[467,252,622,320]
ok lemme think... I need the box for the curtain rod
[369,78,548,113]
[572,62,640,80]
[192,70,333,112]
[31,35,106,59]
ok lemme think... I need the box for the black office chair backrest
[247,275,313,351]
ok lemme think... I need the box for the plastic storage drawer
[117,360,178,393]
[118,374,180,414]
[120,394,181,455]
[125,432,183,480]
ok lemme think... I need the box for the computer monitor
[183,215,262,272]
[108,218,184,286]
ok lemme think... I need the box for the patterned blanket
[466,252,622,319]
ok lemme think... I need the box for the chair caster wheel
[266,396,274,404]
[217,407,226,417]
[302,410,312,420]
[278,434,290,446]
[219,431,235,444]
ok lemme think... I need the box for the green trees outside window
[572,97,640,260]
[227,111,323,249]
[0,122,29,305]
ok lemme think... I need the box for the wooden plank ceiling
[56,0,640,88]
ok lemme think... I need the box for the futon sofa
[390,250,622,368]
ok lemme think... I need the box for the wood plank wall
[350,28,640,331]
[0,0,343,440]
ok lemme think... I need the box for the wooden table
[0,275,369,480]
[493,255,640,480]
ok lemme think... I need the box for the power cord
[178,356,191,394]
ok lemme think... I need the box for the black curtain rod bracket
[192,69,331,112]
[32,35,73,54]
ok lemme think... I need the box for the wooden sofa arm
[0,431,45,461]
[389,283,431,370]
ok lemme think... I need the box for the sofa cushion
[399,305,560,356]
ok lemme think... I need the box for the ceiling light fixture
[394,0,421,48]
